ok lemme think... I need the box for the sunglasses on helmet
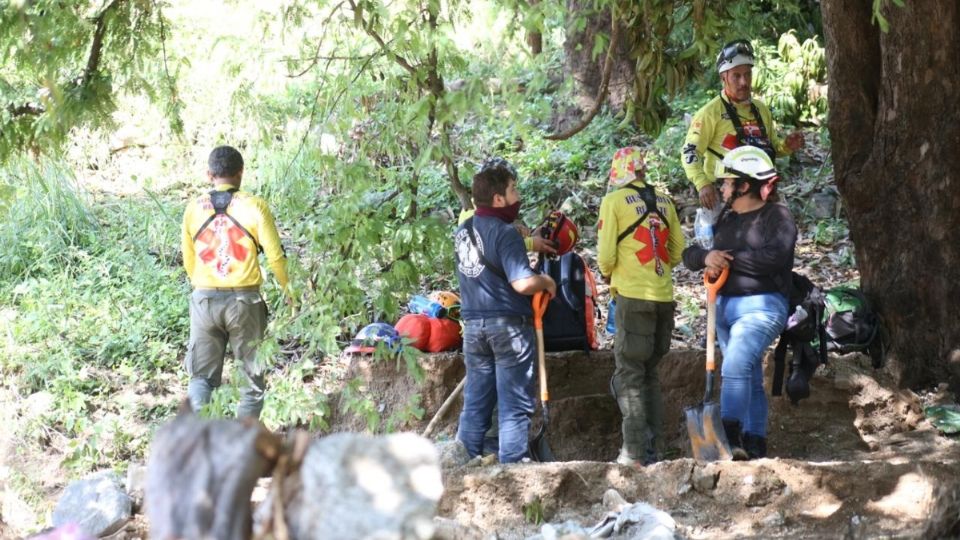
[718,40,754,64]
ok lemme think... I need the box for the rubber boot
[722,418,749,461]
[743,433,767,459]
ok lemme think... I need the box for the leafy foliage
[0,1,843,531]
[0,0,183,159]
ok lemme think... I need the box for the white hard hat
[718,146,777,182]
[716,39,755,74]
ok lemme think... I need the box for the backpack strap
[461,217,508,281]
[772,336,789,397]
[719,96,776,160]
[616,184,667,244]
[192,189,263,254]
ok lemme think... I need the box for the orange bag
[395,313,431,351]
[427,317,462,352]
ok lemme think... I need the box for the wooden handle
[536,328,549,402]
[704,267,727,372]
[532,291,550,329]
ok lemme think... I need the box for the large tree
[821,1,960,388]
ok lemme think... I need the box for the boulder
[287,432,443,539]
[51,470,131,537]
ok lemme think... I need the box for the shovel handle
[703,266,729,304]
[704,267,728,373]
[532,291,550,329]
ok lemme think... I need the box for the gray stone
[762,511,786,528]
[811,191,838,219]
[615,502,676,540]
[289,432,443,540]
[125,463,147,511]
[692,463,720,492]
[437,439,471,470]
[52,470,132,537]
[430,516,485,540]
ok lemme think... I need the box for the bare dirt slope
[339,350,960,539]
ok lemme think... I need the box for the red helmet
[540,211,579,256]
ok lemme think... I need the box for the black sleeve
[729,205,796,277]
[683,245,708,271]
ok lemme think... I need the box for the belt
[195,285,261,292]
[464,315,533,327]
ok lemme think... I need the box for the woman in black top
[683,145,797,459]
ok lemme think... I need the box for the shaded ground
[340,349,960,539]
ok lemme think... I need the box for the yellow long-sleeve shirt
[681,93,788,191]
[597,181,684,302]
[181,183,289,290]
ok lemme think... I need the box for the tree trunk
[563,1,634,112]
[821,1,960,389]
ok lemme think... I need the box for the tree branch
[543,7,620,141]
[347,0,418,77]
[82,0,122,88]
[7,103,44,117]
[287,1,347,78]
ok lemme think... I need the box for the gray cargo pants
[185,288,268,419]
[611,295,675,463]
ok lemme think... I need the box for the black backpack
[772,272,828,405]
[534,252,600,352]
[773,273,883,405]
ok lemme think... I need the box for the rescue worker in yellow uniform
[597,146,685,466]
[681,39,804,209]
[181,145,291,418]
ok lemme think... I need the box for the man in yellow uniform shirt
[181,145,290,418]
[681,39,804,209]
[597,146,685,467]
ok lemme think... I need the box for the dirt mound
[331,349,960,538]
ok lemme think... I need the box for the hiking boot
[615,449,642,468]
[722,419,750,461]
[743,433,767,459]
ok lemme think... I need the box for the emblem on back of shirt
[454,228,485,278]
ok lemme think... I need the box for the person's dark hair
[472,158,517,206]
[208,146,244,178]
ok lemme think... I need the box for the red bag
[395,314,431,351]
[426,317,462,352]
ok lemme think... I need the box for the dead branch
[544,7,620,141]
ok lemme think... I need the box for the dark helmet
[345,322,401,354]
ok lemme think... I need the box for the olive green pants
[611,295,675,462]
[185,289,268,419]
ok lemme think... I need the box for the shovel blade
[529,426,555,462]
[685,401,733,462]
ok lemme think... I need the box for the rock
[614,502,676,540]
[430,516,485,540]
[526,520,590,540]
[692,463,720,492]
[761,511,785,528]
[437,439,471,470]
[602,488,628,511]
[811,191,838,219]
[52,470,131,537]
[288,432,443,539]
[125,463,147,511]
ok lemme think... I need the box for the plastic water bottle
[408,295,447,318]
[694,207,719,249]
[606,300,616,335]
[787,304,808,329]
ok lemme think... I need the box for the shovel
[685,266,734,461]
[529,290,556,462]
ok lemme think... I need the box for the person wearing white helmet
[682,145,797,460]
[681,39,805,210]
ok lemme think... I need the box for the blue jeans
[456,316,536,463]
[716,293,788,438]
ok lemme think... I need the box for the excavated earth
[332,349,960,539]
